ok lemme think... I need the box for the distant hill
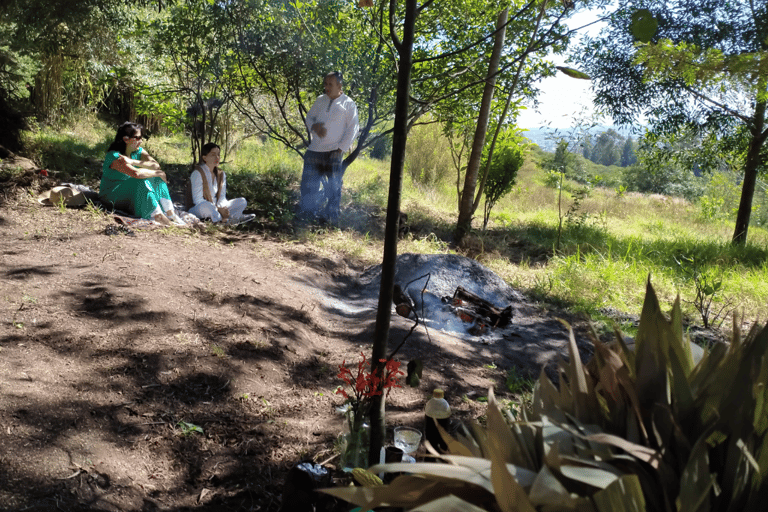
[521,125,639,152]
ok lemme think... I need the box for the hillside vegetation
[13,114,768,333]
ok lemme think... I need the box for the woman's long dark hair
[200,142,221,178]
[107,122,143,155]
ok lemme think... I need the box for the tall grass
[17,120,768,328]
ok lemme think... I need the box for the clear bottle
[424,389,451,452]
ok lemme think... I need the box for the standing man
[300,71,359,225]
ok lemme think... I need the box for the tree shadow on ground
[0,257,351,511]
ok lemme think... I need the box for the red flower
[336,353,404,414]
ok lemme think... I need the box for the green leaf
[677,432,716,511]
[630,9,658,43]
[410,495,488,512]
[592,474,646,512]
[559,463,621,489]
[555,66,591,80]
[528,465,577,508]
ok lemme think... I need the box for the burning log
[443,286,513,332]
[393,283,416,318]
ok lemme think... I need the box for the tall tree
[367,0,418,466]
[620,136,637,167]
[577,0,768,245]
[0,0,171,123]
[148,1,233,161]
[590,129,623,166]
[455,8,509,243]
[226,0,578,205]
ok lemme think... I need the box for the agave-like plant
[321,280,768,511]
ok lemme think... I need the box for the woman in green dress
[100,121,185,225]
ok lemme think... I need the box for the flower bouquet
[335,352,403,470]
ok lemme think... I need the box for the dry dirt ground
[0,180,593,511]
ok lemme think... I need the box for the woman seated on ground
[187,142,253,225]
[100,121,185,226]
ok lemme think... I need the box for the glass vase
[339,414,370,471]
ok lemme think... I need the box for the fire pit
[358,253,523,343]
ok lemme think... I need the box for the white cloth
[305,93,359,153]
[188,164,247,222]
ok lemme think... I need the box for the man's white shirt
[306,93,359,153]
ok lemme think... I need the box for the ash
[356,253,524,343]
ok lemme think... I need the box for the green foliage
[481,128,526,230]
[621,157,705,201]
[698,194,725,221]
[630,9,658,43]
[405,121,455,188]
[504,366,534,395]
[325,282,768,511]
[226,165,299,227]
[21,117,112,184]
[176,421,204,437]
[545,140,575,173]
[698,171,743,221]
[368,130,392,160]
[146,0,234,159]
[542,169,562,188]
[577,0,768,244]
[675,254,732,328]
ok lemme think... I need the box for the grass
[13,114,768,329]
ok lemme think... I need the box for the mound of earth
[0,192,591,511]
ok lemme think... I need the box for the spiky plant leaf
[677,430,717,511]
[437,454,538,486]
[369,462,495,493]
[528,465,582,508]
[532,368,567,422]
[487,388,521,463]
[487,391,537,512]
[721,437,758,511]
[321,474,496,510]
[489,439,536,512]
[592,474,645,511]
[559,464,621,489]
[557,318,596,423]
[634,279,674,410]
[323,282,768,512]
[432,418,475,457]
[410,495,489,512]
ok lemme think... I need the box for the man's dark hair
[328,71,343,84]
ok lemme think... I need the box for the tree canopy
[577,0,768,244]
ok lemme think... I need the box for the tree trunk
[732,93,766,245]
[368,0,416,466]
[454,8,508,244]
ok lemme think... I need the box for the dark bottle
[424,388,451,452]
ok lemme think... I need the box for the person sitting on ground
[187,142,253,225]
[100,121,185,226]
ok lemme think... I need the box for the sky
[515,9,608,129]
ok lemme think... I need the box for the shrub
[405,121,454,187]
[226,165,299,226]
[481,129,527,230]
[324,281,768,511]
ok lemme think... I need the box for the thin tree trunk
[472,2,546,212]
[368,0,416,466]
[454,8,508,244]
[732,93,766,245]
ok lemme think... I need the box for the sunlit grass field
[21,114,768,329]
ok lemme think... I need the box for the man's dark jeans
[300,149,344,223]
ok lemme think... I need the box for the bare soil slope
[0,188,590,511]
